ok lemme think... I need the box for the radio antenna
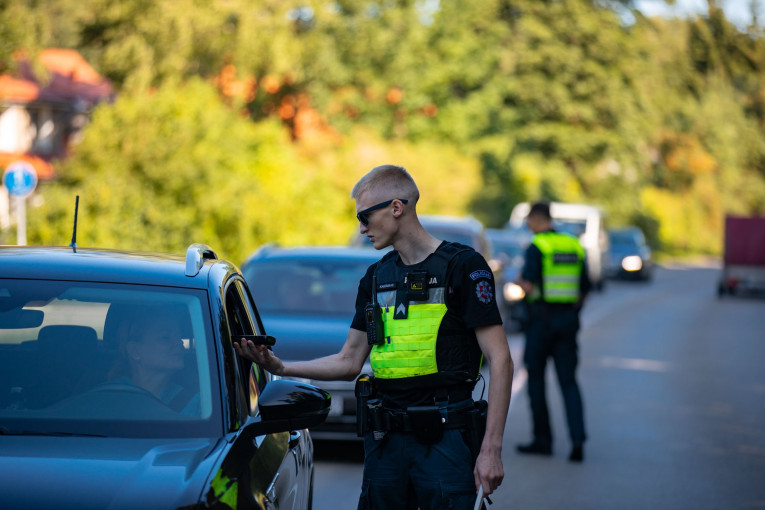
[69,195,79,253]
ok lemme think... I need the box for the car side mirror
[252,379,331,435]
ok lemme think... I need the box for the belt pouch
[407,406,444,445]
[466,400,488,462]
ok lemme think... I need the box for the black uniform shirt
[350,242,502,407]
[351,242,502,332]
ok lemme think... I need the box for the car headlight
[503,282,525,301]
[621,255,643,272]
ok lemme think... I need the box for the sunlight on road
[596,355,673,372]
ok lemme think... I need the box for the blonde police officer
[236,165,513,509]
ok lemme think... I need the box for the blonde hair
[350,164,420,204]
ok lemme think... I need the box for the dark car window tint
[224,280,265,417]
[244,259,371,315]
[0,279,219,438]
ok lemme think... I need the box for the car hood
[0,435,224,510]
[262,313,352,362]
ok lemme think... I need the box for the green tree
[27,79,344,263]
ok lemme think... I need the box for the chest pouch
[407,405,444,445]
[406,270,430,301]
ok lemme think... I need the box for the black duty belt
[385,409,470,433]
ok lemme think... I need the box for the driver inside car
[107,311,200,416]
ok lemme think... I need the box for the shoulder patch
[475,279,494,304]
[469,269,493,281]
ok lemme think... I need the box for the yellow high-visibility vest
[530,231,585,304]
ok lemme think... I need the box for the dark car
[607,226,653,280]
[241,245,381,441]
[485,228,532,331]
[0,244,330,510]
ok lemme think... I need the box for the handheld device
[365,274,385,346]
[238,334,276,346]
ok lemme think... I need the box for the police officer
[235,165,513,509]
[515,201,589,462]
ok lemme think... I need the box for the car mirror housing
[253,379,331,435]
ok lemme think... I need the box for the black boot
[568,445,583,462]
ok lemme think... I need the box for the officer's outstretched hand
[234,338,285,376]
[474,448,504,496]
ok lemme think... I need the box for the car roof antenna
[69,195,79,253]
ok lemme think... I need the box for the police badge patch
[475,279,494,304]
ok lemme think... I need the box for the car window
[0,279,220,438]
[610,230,643,247]
[554,219,587,238]
[224,280,267,418]
[244,259,369,315]
[490,238,526,259]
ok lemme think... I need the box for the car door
[223,279,306,510]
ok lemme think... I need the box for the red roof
[0,48,113,105]
[0,153,55,180]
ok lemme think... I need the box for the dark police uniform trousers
[523,302,586,448]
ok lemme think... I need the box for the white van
[508,202,609,290]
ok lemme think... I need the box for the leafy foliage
[3,0,765,257]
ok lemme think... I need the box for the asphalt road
[312,263,765,509]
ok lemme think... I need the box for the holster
[354,374,375,437]
[463,400,488,463]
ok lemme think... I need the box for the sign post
[3,161,38,245]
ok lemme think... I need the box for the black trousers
[523,306,586,447]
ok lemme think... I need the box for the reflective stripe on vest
[531,232,584,303]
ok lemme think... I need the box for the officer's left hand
[474,447,504,496]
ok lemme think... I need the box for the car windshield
[610,230,642,247]
[490,238,526,259]
[554,219,587,238]
[244,259,369,315]
[0,279,220,438]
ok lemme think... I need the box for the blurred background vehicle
[241,245,381,441]
[485,227,532,332]
[717,215,765,297]
[607,226,654,281]
[509,202,610,291]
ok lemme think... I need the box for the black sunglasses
[356,198,408,226]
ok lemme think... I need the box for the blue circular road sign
[3,161,38,198]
